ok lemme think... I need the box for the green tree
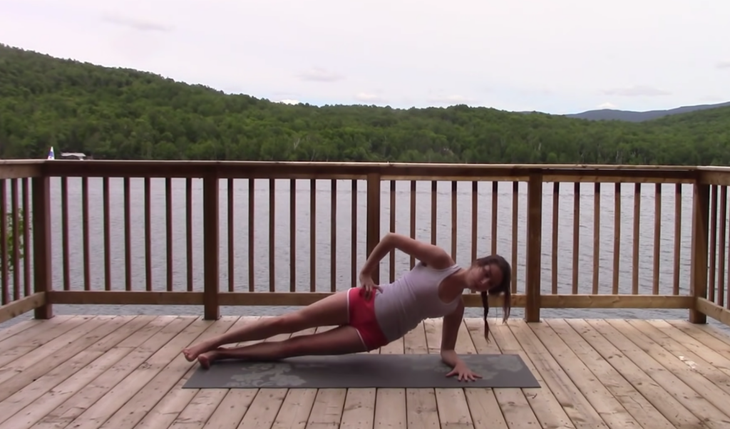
[2,209,26,272]
[1,43,729,165]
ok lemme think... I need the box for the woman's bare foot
[182,341,215,361]
[197,349,222,369]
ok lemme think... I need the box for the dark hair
[475,254,511,342]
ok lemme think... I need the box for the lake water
[2,177,729,334]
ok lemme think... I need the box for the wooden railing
[1,160,729,328]
[0,161,51,322]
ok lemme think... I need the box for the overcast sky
[1,0,728,114]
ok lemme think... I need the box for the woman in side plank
[183,232,512,381]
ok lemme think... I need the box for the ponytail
[481,291,491,342]
[475,254,512,343]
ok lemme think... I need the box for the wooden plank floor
[1,315,730,429]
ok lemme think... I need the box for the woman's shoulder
[417,249,456,271]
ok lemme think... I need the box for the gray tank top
[373,261,462,342]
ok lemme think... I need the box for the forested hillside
[565,101,730,122]
[1,44,729,165]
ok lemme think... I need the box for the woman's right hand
[358,272,381,300]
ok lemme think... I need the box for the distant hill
[566,101,730,122]
[1,43,729,165]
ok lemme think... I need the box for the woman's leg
[197,324,366,368]
[183,289,352,361]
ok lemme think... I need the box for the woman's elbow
[383,231,398,242]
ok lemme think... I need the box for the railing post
[203,169,220,320]
[366,173,381,284]
[32,174,52,319]
[524,171,543,322]
[690,180,710,323]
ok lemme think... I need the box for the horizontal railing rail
[41,160,698,182]
[0,160,728,328]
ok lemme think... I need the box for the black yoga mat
[182,353,541,389]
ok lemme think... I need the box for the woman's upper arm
[386,233,453,268]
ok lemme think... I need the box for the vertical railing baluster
[511,182,518,294]
[61,176,70,291]
[612,183,621,294]
[718,186,727,307]
[332,179,337,291]
[366,174,381,284]
[290,179,296,292]
[124,177,131,292]
[351,180,357,288]
[11,179,19,301]
[248,178,254,292]
[32,174,52,319]
[166,177,173,292]
[708,186,719,302]
[0,179,7,305]
[652,183,662,295]
[431,181,437,246]
[103,177,111,291]
[144,177,152,292]
[82,177,90,291]
[185,177,195,292]
[471,181,478,265]
[451,181,457,261]
[491,181,498,256]
[409,180,416,269]
[525,172,543,322]
[572,182,580,294]
[632,183,641,295]
[227,178,234,292]
[269,178,275,292]
[389,180,396,283]
[186,177,193,292]
[552,182,559,294]
[203,170,220,320]
[690,181,710,323]
[310,179,316,292]
[22,178,31,297]
[593,182,600,295]
[673,183,682,296]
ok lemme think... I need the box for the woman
[182,232,512,381]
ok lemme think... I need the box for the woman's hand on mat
[446,364,482,382]
[358,273,381,299]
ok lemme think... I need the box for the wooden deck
[1,316,730,429]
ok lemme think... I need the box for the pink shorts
[347,287,390,351]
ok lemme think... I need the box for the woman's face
[469,263,503,292]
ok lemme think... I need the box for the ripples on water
[2,177,728,334]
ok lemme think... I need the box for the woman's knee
[274,313,308,333]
